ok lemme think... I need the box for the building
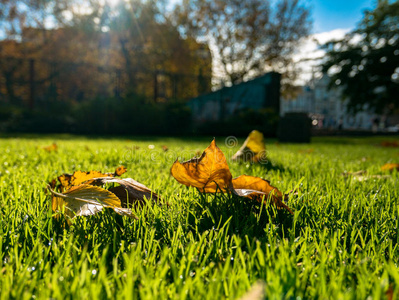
[189,72,280,123]
[189,73,397,133]
[281,75,379,130]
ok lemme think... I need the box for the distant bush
[0,95,192,135]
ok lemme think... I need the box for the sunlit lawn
[0,134,398,299]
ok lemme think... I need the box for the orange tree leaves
[171,139,293,214]
[170,139,233,193]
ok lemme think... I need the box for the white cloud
[293,28,350,84]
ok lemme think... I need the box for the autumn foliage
[49,166,159,221]
[171,140,293,214]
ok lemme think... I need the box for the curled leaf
[232,175,293,214]
[171,139,293,214]
[232,130,267,163]
[88,177,161,207]
[56,166,127,191]
[170,139,233,192]
[48,166,156,222]
[49,184,137,219]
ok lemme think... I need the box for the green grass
[0,135,398,299]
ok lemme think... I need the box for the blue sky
[311,0,376,33]
[167,0,377,34]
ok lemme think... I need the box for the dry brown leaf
[232,130,267,163]
[381,141,399,148]
[48,166,159,222]
[49,184,137,219]
[298,148,314,154]
[57,166,127,191]
[232,175,293,214]
[43,143,58,152]
[171,139,293,213]
[89,177,161,208]
[381,163,399,172]
[171,139,233,193]
[162,145,169,152]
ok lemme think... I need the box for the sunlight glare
[104,0,122,7]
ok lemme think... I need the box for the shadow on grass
[185,191,294,241]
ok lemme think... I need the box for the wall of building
[189,72,280,122]
[281,75,378,130]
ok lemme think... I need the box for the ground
[0,135,398,299]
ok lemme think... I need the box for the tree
[0,0,212,105]
[321,0,399,113]
[175,0,311,90]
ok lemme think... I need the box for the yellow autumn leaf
[57,166,127,191]
[49,184,137,219]
[232,130,267,163]
[381,163,399,172]
[170,139,233,193]
[232,175,293,214]
[170,139,293,214]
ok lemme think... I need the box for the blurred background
[0,0,398,138]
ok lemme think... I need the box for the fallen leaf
[298,148,314,154]
[171,139,293,213]
[381,141,399,148]
[49,184,137,219]
[48,166,159,221]
[57,166,127,191]
[43,143,58,152]
[232,130,267,163]
[162,145,169,152]
[232,175,293,214]
[89,177,161,208]
[171,139,232,193]
[381,163,399,172]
